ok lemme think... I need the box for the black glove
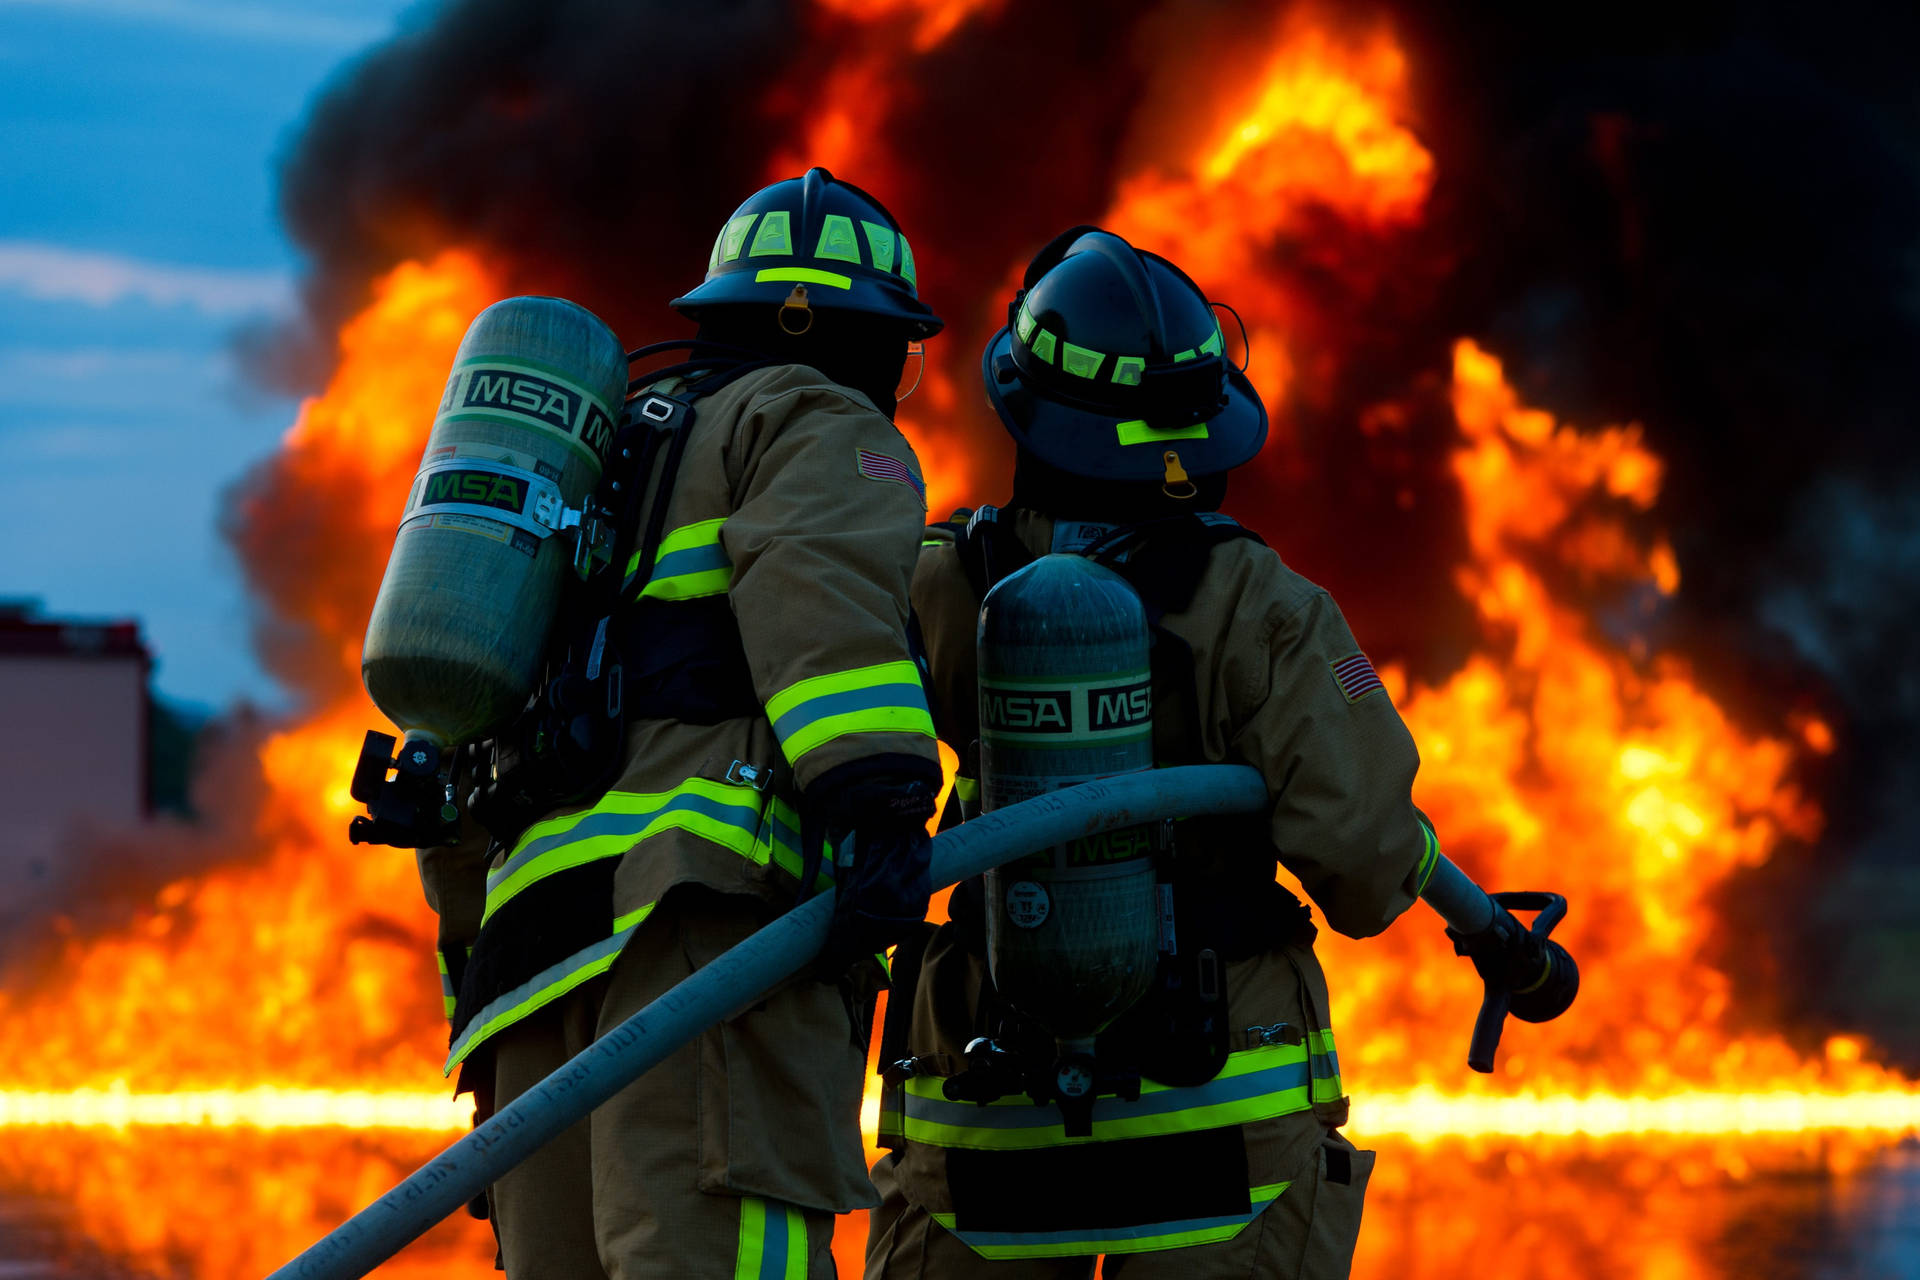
[806,754,939,977]
[1447,904,1579,1024]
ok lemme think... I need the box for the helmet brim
[672,274,944,340]
[980,326,1267,481]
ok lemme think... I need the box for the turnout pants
[864,1131,1374,1280]
[482,887,874,1280]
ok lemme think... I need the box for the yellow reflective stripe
[1117,419,1210,446]
[639,569,731,601]
[954,775,980,802]
[1060,340,1105,379]
[816,213,861,263]
[749,211,791,256]
[613,902,656,934]
[901,1043,1314,1149]
[735,1197,765,1280]
[1030,328,1057,364]
[898,234,917,287]
[782,705,936,764]
[735,1197,805,1280]
[483,779,766,923]
[444,931,628,1073]
[754,266,852,289]
[721,214,758,263]
[765,660,935,765]
[929,1181,1291,1258]
[627,517,730,601]
[1415,818,1441,894]
[862,221,896,273]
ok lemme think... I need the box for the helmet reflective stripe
[862,221,896,272]
[816,213,861,263]
[1030,328,1057,363]
[749,211,793,256]
[754,266,853,289]
[1060,341,1105,379]
[671,166,942,337]
[721,214,758,262]
[1113,355,1144,385]
[1117,420,1209,446]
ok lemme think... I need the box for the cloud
[0,0,390,47]
[0,241,294,316]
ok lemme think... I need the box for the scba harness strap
[466,351,772,848]
[905,504,1316,1090]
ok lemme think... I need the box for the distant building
[0,601,150,923]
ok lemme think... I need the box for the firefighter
[416,168,945,1280]
[865,227,1446,1278]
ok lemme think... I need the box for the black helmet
[982,226,1265,484]
[671,167,943,339]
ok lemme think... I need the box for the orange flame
[0,10,1913,1280]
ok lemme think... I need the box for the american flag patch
[856,447,926,505]
[1330,652,1385,703]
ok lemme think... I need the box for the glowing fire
[0,8,1914,1280]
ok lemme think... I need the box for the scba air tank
[362,296,627,747]
[978,554,1160,1050]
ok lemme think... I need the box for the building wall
[0,654,147,910]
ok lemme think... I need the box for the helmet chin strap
[896,341,926,403]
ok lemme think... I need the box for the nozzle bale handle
[1420,856,1580,1073]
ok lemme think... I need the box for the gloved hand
[1446,904,1579,1024]
[806,755,939,977]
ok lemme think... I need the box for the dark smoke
[252,0,1920,1059]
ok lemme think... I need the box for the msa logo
[423,470,526,513]
[580,404,615,458]
[464,371,579,433]
[982,689,1072,734]
[1091,679,1152,731]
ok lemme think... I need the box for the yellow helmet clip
[778,284,813,335]
[1162,449,1197,500]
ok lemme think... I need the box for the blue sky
[0,0,425,710]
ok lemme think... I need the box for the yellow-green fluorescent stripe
[721,214,759,262]
[437,949,456,1018]
[630,517,731,601]
[1117,419,1210,446]
[815,214,861,263]
[765,659,935,765]
[901,1042,1315,1150]
[749,211,792,256]
[754,266,852,289]
[929,1181,1291,1258]
[862,221,896,273]
[954,774,980,802]
[1414,817,1442,894]
[735,1197,806,1280]
[735,1197,765,1280]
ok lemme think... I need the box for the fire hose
[269,765,1573,1280]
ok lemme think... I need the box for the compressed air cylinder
[362,297,627,746]
[978,554,1160,1042]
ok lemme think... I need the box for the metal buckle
[725,759,770,791]
[1244,1021,1303,1049]
[639,395,675,423]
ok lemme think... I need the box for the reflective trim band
[749,211,792,256]
[1112,355,1144,386]
[721,214,759,263]
[1309,1027,1343,1102]
[1060,341,1105,380]
[898,234,917,287]
[1199,326,1224,357]
[1173,348,1197,362]
[484,779,768,923]
[862,221,896,273]
[954,775,980,803]
[1117,420,1210,446]
[629,517,731,601]
[930,1181,1291,1259]
[735,1197,806,1280]
[901,1042,1316,1150]
[1030,328,1057,364]
[815,214,861,263]
[437,949,456,1019]
[444,905,655,1073]
[755,266,852,289]
[764,660,935,767]
[1414,818,1441,895]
